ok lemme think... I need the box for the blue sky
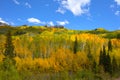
[0,0,120,30]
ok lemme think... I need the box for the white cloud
[56,20,69,25]
[115,10,120,16]
[25,2,31,8]
[48,21,54,26]
[13,0,20,5]
[27,18,41,24]
[115,0,120,5]
[0,18,9,25]
[27,18,46,24]
[12,0,32,8]
[56,8,65,14]
[56,0,90,16]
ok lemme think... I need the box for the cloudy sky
[0,0,120,30]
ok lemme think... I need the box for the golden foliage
[0,32,120,72]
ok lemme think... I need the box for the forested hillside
[0,25,120,80]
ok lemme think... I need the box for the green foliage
[108,39,112,52]
[4,31,15,59]
[92,60,97,73]
[104,33,117,39]
[99,46,112,74]
[117,33,120,39]
[73,37,78,54]
[99,49,103,66]
[112,56,118,75]
[89,28,109,34]
[0,58,20,80]
[0,26,13,34]
[14,30,26,35]
[0,26,120,79]
[106,53,112,74]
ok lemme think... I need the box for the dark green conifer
[99,46,112,74]
[108,39,112,52]
[99,49,103,65]
[73,37,78,54]
[4,31,15,59]
[112,56,118,74]
[102,46,107,69]
[92,60,97,73]
[105,53,112,74]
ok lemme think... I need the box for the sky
[0,0,120,30]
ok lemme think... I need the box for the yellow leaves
[20,26,28,29]
[14,37,32,57]
[71,35,76,41]
[14,57,34,71]
[29,37,33,42]
[15,46,32,58]
[34,58,50,70]
[41,46,46,55]
[70,33,104,43]
[111,49,120,63]
[72,52,89,71]
[112,39,120,48]
[0,54,5,62]
[40,31,53,36]
[76,52,88,65]
[49,57,61,72]
[14,57,22,70]
[48,48,73,72]
[14,36,20,41]
[1,31,120,73]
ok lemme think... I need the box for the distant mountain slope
[0,25,120,39]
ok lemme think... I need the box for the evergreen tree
[1,31,19,80]
[73,37,78,54]
[99,49,103,66]
[4,31,15,59]
[92,60,97,73]
[108,39,112,52]
[102,46,106,56]
[112,56,118,74]
[87,43,93,60]
[105,53,112,74]
[99,46,112,74]
[102,46,107,70]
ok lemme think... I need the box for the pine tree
[112,56,118,74]
[102,46,106,56]
[99,46,112,74]
[4,31,15,59]
[87,43,93,60]
[99,49,103,65]
[106,53,112,74]
[1,31,18,80]
[102,46,107,70]
[108,39,112,52]
[73,37,78,54]
[92,60,97,73]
